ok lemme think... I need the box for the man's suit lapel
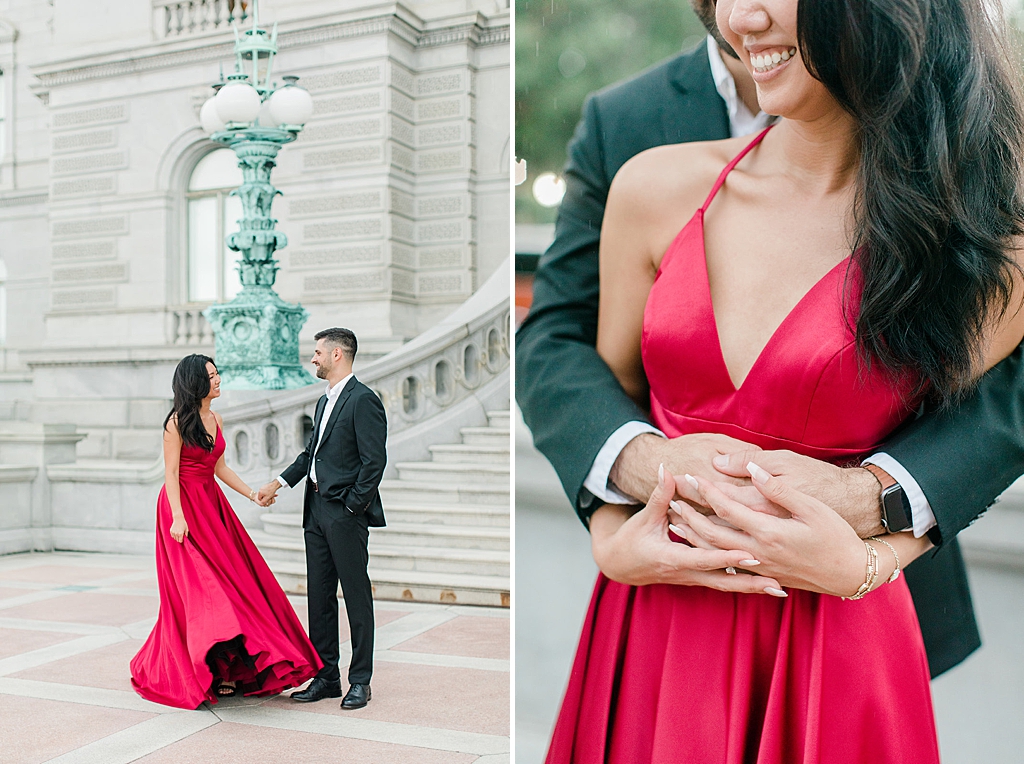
[315,376,356,453]
[662,46,730,145]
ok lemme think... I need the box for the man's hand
[709,449,884,538]
[674,465,868,597]
[608,432,762,504]
[590,463,784,595]
[258,480,281,506]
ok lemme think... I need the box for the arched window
[187,149,244,302]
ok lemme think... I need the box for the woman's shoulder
[609,136,750,219]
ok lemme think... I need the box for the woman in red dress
[546,0,1024,761]
[131,354,321,709]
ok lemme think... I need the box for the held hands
[256,480,281,507]
[609,433,764,505]
[590,463,785,596]
[169,516,189,544]
[671,463,867,598]
[709,448,884,538]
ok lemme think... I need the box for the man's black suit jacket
[516,43,1024,677]
[281,376,387,529]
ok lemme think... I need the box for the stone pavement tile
[390,616,510,659]
[1,591,158,626]
[270,661,509,736]
[0,627,78,660]
[10,638,145,692]
[0,693,155,764]
[132,720,479,764]
[0,565,131,585]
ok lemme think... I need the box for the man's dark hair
[315,327,357,361]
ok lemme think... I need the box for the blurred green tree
[515,0,707,223]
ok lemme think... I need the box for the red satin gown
[545,128,940,763]
[131,425,321,709]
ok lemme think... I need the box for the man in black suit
[516,2,1024,678]
[259,327,387,709]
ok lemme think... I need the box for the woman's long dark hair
[164,354,217,451]
[798,0,1024,405]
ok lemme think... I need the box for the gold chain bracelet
[844,540,880,600]
[868,536,902,584]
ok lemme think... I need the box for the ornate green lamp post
[198,0,316,389]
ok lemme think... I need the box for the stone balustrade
[153,0,245,38]
[167,306,213,346]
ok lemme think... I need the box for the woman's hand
[672,462,867,597]
[590,463,786,596]
[169,516,189,544]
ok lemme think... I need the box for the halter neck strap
[699,124,774,212]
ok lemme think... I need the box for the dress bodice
[642,128,919,463]
[178,426,224,481]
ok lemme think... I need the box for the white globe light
[215,80,261,124]
[268,84,314,126]
[532,172,566,208]
[199,96,226,134]
[258,98,280,128]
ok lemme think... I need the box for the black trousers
[304,488,374,685]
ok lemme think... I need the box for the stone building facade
[0,0,510,464]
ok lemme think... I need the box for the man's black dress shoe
[291,677,342,702]
[341,683,371,709]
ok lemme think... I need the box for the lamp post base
[203,289,316,391]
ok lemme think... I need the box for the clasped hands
[590,433,876,598]
[256,479,282,507]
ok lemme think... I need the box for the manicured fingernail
[713,455,728,468]
[725,566,737,575]
[684,474,698,489]
[739,559,760,566]
[764,587,788,597]
[669,500,684,513]
[658,463,665,483]
[668,524,686,537]
[747,462,769,485]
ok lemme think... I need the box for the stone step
[428,444,510,464]
[251,531,510,577]
[460,425,510,447]
[486,410,510,428]
[260,513,509,548]
[386,503,510,527]
[373,523,509,551]
[369,545,509,577]
[268,560,509,607]
[394,461,509,485]
[379,479,510,506]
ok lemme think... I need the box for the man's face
[691,0,740,59]
[311,339,334,380]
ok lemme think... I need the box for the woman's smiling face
[715,0,841,122]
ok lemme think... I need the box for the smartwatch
[863,463,913,533]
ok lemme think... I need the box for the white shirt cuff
[582,422,665,504]
[862,452,937,538]
[275,475,290,489]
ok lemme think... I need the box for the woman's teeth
[752,48,796,73]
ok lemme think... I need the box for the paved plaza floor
[515,407,1024,764]
[0,551,509,764]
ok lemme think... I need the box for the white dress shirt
[276,373,354,489]
[581,36,937,537]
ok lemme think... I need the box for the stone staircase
[249,408,510,607]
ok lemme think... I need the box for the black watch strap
[864,463,913,532]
